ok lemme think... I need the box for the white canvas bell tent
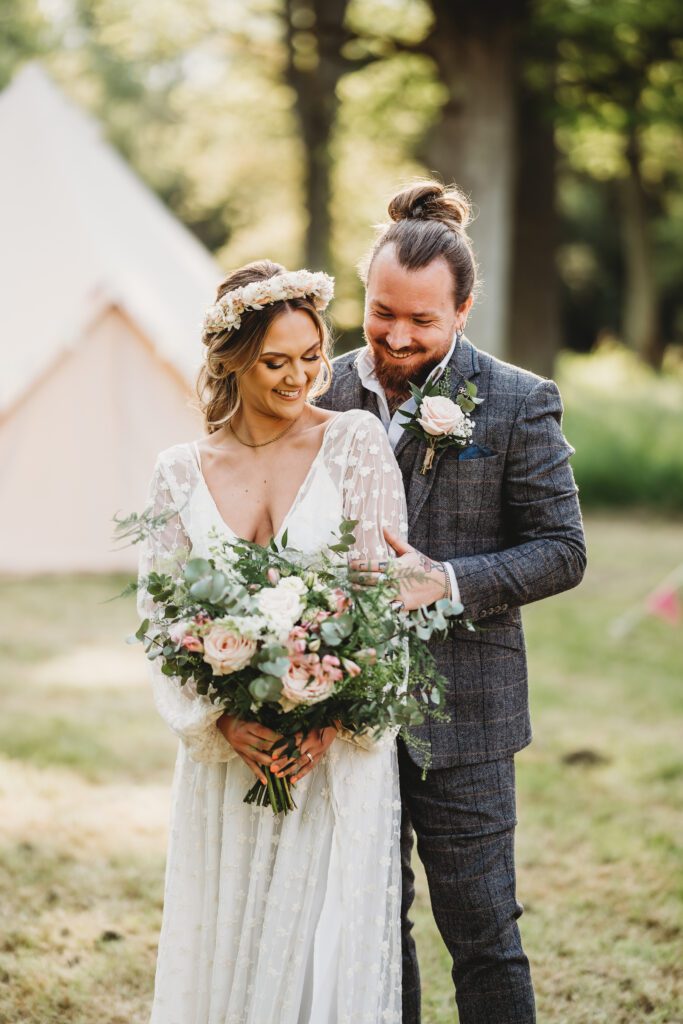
[0,64,222,574]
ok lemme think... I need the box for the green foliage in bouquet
[128,518,469,813]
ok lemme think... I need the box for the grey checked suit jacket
[317,337,587,769]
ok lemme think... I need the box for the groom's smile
[363,244,464,402]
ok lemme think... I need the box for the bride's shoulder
[327,408,384,441]
[150,441,199,481]
[322,410,390,470]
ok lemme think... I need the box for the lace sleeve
[137,457,236,764]
[330,411,409,750]
[340,412,409,559]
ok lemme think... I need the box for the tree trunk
[508,83,560,377]
[422,2,527,359]
[283,0,350,272]
[618,129,663,369]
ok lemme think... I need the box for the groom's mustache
[374,341,440,374]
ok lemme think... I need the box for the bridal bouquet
[124,518,466,814]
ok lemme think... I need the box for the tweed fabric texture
[317,337,587,768]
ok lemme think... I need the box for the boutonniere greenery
[400,369,484,475]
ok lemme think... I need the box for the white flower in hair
[202,269,334,338]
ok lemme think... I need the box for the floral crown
[202,269,335,339]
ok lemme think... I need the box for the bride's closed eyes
[263,350,322,371]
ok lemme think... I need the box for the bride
[138,260,410,1023]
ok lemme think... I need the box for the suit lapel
[406,336,481,529]
[335,353,371,412]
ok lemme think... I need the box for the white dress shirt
[354,338,460,603]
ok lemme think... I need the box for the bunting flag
[645,587,681,625]
[611,562,683,638]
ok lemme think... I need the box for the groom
[317,181,586,1023]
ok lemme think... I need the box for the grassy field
[1,514,682,1023]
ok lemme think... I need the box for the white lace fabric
[138,409,408,1024]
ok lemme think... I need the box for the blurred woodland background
[4,0,683,371]
[1,2,682,1022]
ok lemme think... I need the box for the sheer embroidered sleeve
[137,456,236,764]
[335,411,409,559]
[326,411,409,749]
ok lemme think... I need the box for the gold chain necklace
[229,415,301,448]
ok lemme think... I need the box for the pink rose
[203,625,256,675]
[181,635,204,653]
[267,567,281,586]
[280,659,336,710]
[417,395,467,437]
[355,647,377,665]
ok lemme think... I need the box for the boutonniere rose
[400,372,484,474]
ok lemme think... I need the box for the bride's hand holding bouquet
[118,512,468,814]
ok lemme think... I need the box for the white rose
[203,625,256,675]
[417,395,467,437]
[257,582,304,634]
[279,575,307,596]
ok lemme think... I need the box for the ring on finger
[305,751,314,764]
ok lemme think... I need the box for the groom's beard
[369,339,451,407]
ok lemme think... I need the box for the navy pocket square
[459,444,495,460]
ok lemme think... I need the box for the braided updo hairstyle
[360,180,479,309]
[196,260,333,433]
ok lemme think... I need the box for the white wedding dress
[138,409,409,1024]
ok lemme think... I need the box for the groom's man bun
[361,179,479,309]
[388,180,471,232]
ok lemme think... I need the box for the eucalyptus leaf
[189,577,214,601]
[333,613,354,638]
[209,571,228,603]
[249,675,283,702]
[258,656,290,677]
[184,558,212,584]
[135,618,149,640]
[320,620,343,645]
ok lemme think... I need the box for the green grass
[1,516,682,1022]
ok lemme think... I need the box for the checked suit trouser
[398,741,536,1024]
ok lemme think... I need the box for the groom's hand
[348,529,449,611]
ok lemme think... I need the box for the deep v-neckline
[192,413,342,545]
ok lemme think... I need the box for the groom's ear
[456,293,474,321]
